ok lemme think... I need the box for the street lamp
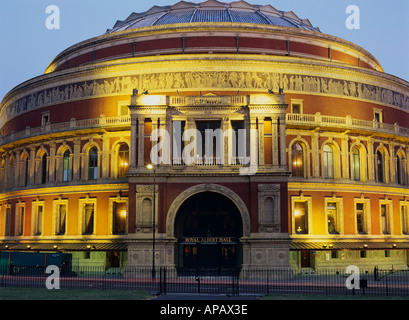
[147,163,156,279]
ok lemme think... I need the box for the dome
[106,0,320,34]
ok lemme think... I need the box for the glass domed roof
[106,0,320,33]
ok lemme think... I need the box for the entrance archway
[166,184,251,237]
[171,188,246,270]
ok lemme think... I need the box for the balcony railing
[169,95,247,107]
[0,115,131,146]
[1,112,409,148]
[286,112,405,137]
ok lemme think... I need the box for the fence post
[231,269,236,296]
[164,267,167,295]
[159,267,162,295]
[266,269,269,295]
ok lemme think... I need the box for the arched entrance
[174,191,243,271]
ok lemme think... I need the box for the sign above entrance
[181,237,237,244]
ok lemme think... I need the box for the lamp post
[147,163,156,279]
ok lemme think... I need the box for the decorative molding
[166,183,251,237]
[2,69,409,127]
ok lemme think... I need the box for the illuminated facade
[1,0,409,273]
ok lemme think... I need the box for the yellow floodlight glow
[137,94,166,106]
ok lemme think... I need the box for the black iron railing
[0,265,408,297]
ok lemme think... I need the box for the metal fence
[0,265,408,297]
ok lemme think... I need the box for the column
[341,133,349,179]
[137,117,145,168]
[4,155,10,189]
[129,113,137,169]
[258,117,265,167]
[367,137,374,181]
[29,146,36,185]
[222,117,230,166]
[279,115,287,167]
[151,117,158,166]
[272,116,279,167]
[15,149,21,187]
[159,116,170,165]
[311,131,320,178]
[102,135,109,179]
[389,142,395,184]
[48,142,56,183]
[250,117,258,170]
[167,114,173,166]
[73,138,81,181]
[406,146,409,186]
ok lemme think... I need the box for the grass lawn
[263,293,409,300]
[0,287,152,300]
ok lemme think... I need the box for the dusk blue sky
[1,0,408,102]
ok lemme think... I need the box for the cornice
[46,22,381,73]
[0,183,129,201]
[1,54,408,130]
[288,181,409,197]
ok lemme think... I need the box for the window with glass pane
[23,157,29,187]
[16,206,24,236]
[327,202,338,234]
[323,144,334,178]
[113,202,127,234]
[34,205,43,235]
[291,143,304,177]
[401,204,408,234]
[41,154,47,184]
[5,207,11,236]
[57,204,67,235]
[231,120,245,165]
[88,147,98,180]
[396,155,405,185]
[377,151,384,182]
[117,144,129,178]
[292,104,301,114]
[63,150,71,182]
[264,197,275,224]
[381,204,389,234]
[142,198,152,224]
[84,203,94,234]
[195,120,222,164]
[294,201,308,234]
[356,203,365,234]
[172,120,185,165]
[351,147,360,181]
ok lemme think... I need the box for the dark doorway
[300,250,311,268]
[175,192,243,271]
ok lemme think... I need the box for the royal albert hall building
[1,0,409,274]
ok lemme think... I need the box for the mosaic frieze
[2,71,409,126]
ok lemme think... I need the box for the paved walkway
[153,293,262,300]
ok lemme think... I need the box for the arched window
[0,159,5,191]
[351,147,361,181]
[113,201,127,234]
[142,198,152,224]
[117,143,129,178]
[8,157,15,189]
[377,150,384,183]
[396,152,406,185]
[62,150,71,182]
[323,144,334,179]
[291,143,304,177]
[41,153,47,184]
[23,156,29,187]
[88,147,98,180]
[264,197,275,224]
